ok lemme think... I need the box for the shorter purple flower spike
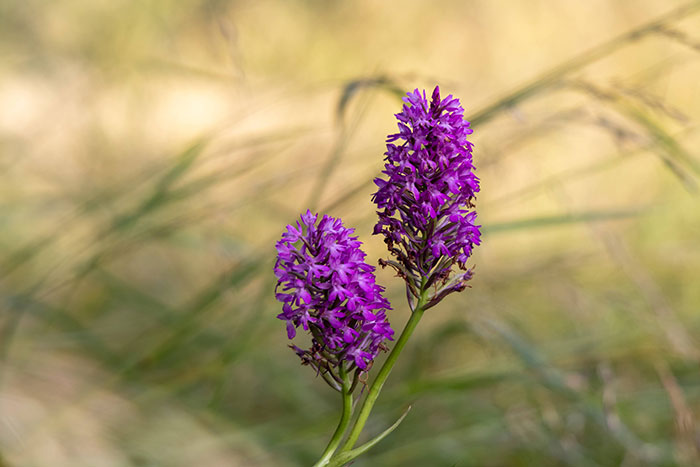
[274,211,393,389]
[373,86,481,307]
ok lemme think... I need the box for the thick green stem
[336,288,428,455]
[313,365,353,467]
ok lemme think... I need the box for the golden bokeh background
[1,1,700,466]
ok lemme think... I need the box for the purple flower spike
[372,86,481,308]
[274,211,393,389]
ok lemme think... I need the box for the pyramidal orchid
[274,210,394,390]
[274,86,480,467]
[373,86,481,308]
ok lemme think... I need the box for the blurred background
[1,1,700,466]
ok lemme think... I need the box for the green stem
[313,365,353,467]
[336,288,428,455]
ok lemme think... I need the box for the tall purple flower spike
[274,211,393,390]
[372,86,481,308]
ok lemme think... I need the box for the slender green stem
[336,288,428,455]
[313,365,353,467]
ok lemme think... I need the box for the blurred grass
[2,1,700,466]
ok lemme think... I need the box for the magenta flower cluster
[274,211,393,384]
[372,86,481,305]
